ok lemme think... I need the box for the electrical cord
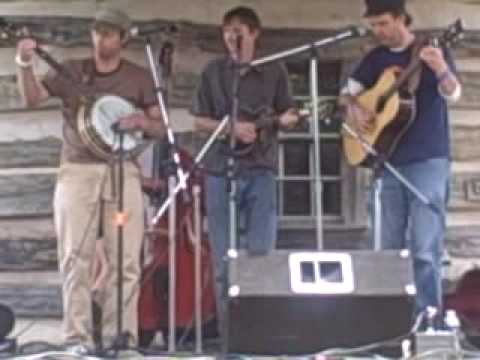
[11,320,36,340]
[313,311,425,358]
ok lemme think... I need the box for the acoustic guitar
[342,19,464,167]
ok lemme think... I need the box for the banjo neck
[34,46,77,84]
[34,46,95,99]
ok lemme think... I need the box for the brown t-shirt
[42,58,157,163]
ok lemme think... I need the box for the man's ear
[121,34,130,48]
[396,13,407,26]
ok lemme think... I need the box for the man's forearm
[195,116,226,134]
[143,119,165,139]
[142,105,165,139]
[438,70,461,101]
[17,66,48,107]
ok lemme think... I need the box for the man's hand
[117,112,148,131]
[16,38,37,64]
[419,45,448,76]
[233,121,257,144]
[347,100,374,134]
[141,177,165,196]
[278,108,299,129]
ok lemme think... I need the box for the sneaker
[65,343,91,356]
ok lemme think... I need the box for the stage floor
[9,317,478,359]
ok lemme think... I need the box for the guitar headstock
[434,18,465,49]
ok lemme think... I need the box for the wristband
[15,54,33,68]
[437,69,451,84]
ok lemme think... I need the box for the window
[277,60,363,229]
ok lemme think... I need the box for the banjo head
[78,95,148,160]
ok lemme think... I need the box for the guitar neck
[382,18,464,102]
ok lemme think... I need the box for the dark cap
[93,8,131,33]
[364,0,406,17]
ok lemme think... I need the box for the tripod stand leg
[373,177,383,251]
[193,184,203,353]
[168,176,177,353]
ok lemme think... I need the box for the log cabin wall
[0,0,479,315]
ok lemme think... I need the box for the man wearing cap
[16,8,163,353]
[340,0,461,325]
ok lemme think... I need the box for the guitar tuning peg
[431,38,440,48]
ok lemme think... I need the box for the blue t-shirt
[351,44,456,165]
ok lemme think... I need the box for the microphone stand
[142,34,186,353]
[144,36,187,191]
[219,34,243,358]
[248,26,365,249]
[341,122,441,251]
[110,131,130,355]
[309,48,324,250]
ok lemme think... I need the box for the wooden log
[0,173,55,217]
[0,138,61,168]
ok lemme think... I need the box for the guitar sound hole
[377,96,387,113]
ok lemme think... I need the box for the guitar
[221,106,279,157]
[221,106,309,157]
[342,19,464,167]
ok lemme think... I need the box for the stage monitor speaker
[0,304,14,341]
[227,250,415,355]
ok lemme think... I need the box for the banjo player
[16,7,164,354]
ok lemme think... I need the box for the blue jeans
[205,169,277,331]
[370,158,450,316]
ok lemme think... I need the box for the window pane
[320,139,341,176]
[317,61,342,95]
[284,141,310,176]
[323,181,342,216]
[286,61,342,96]
[283,181,311,215]
[287,62,309,96]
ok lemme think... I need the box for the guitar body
[343,67,416,167]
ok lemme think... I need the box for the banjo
[76,94,147,160]
[38,47,148,160]
[6,23,147,160]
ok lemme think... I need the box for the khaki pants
[54,161,144,348]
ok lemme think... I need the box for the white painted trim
[451,161,480,173]
[0,168,58,176]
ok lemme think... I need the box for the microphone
[159,41,174,78]
[129,23,177,37]
[346,25,368,37]
[233,33,242,61]
[236,34,243,53]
